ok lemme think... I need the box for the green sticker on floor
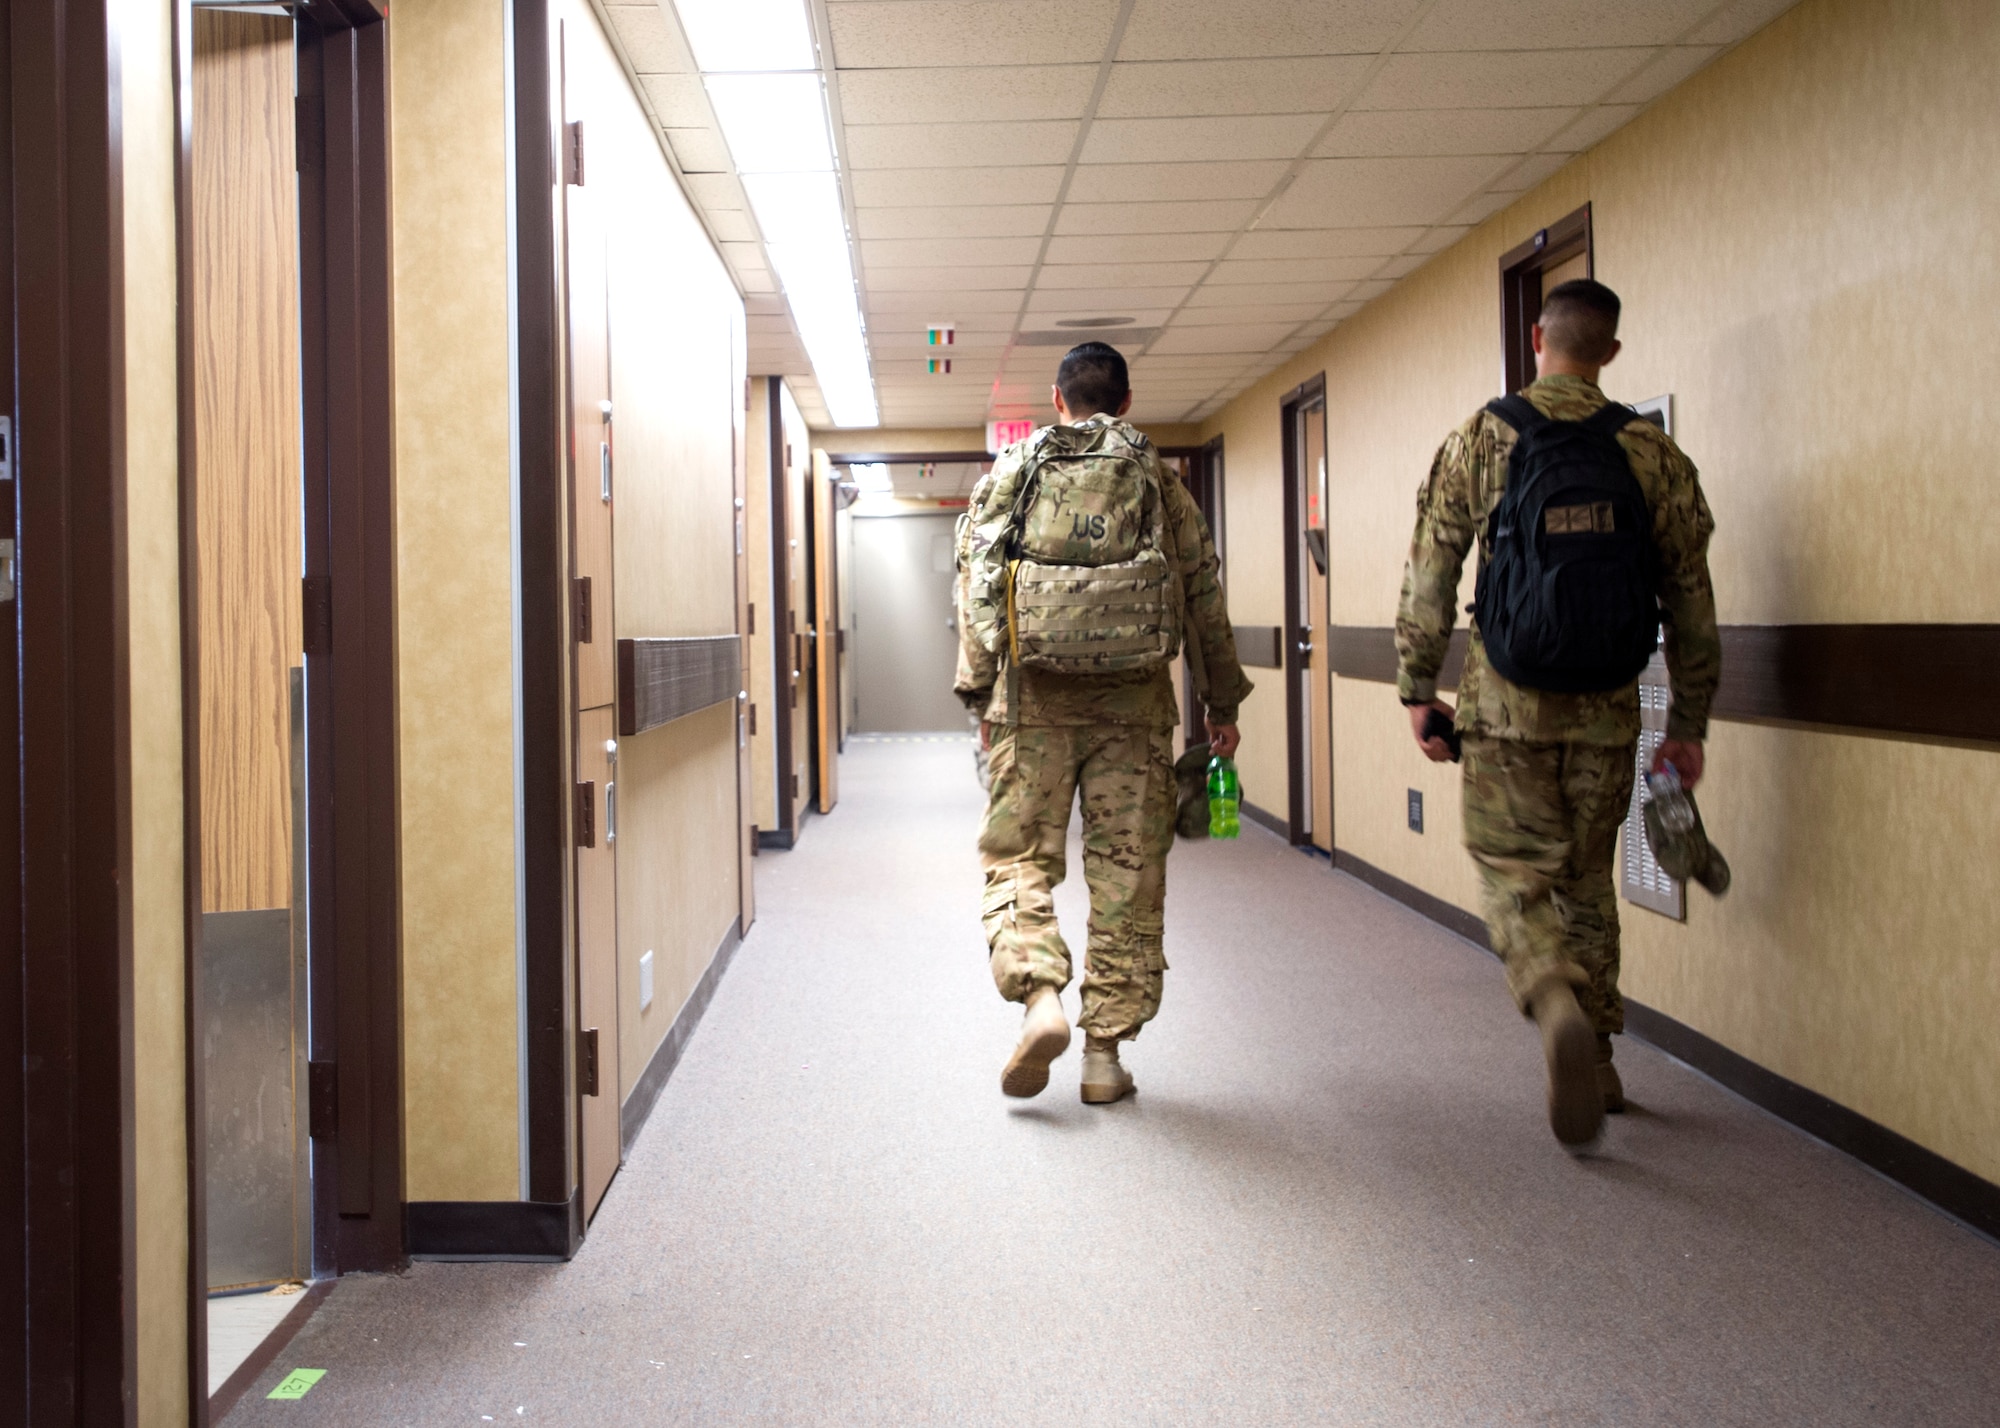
[267,1369,327,1401]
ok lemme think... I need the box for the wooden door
[784,426,811,824]
[732,346,755,931]
[811,450,839,811]
[563,36,620,1221]
[1301,399,1333,853]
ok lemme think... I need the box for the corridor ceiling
[599,0,1799,430]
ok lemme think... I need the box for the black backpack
[1471,395,1660,693]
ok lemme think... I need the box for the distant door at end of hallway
[850,513,970,732]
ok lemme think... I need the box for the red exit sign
[986,418,1036,452]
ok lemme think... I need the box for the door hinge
[573,576,593,644]
[579,1027,600,1097]
[789,773,799,800]
[836,628,846,654]
[294,96,323,171]
[575,780,596,848]
[564,120,586,186]
[308,1061,339,1139]
[748,703,757,736]
[747,602,755,635]
[302,575,333,657]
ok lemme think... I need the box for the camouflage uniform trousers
[1461,736,1637,1035]
[978,722,1178,1042]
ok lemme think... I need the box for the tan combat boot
[1000,984,1070,1098]
[1530,979,1604,1150]
[1597,1033,1625,1113]
[1079,1037,1135,1105]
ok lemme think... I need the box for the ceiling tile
[1066,160,1292,203]
[861,237,1044,268]
[1444,189,1513,226]
[1183,280,1356,306]
[1316,107,1579,157]
[868,288,1026,313]
[1230,226,1423,258]
[1097,56,1373,117]
[1149,323,1304,354]
[872,327,1013,350]
[1489,149,1575,193]
[1402,0,1717,52]
[1262,155,1509,228]
[665,127,732,173]
[1043,232,1230,264]
[640,73,710,127]
[868,265,1036,292]
[1035,261,1213,289]
[1356,49,1654,109]
[682,172,746,211]
[1053,199,1259,234]
[1374,252,1429,280]
[698,208,759,243]
[852,166,1066,207]
[1170,302,1326,326]
[744,295,788,316]
[837,65,1097,123]
[602,5,693,73]
[1688,0,1802,45]
[1024,286,1193,313]
[859,205,1053,239]
[1545,104,1642,152]
[1408,225,1469,254]
[1117,0,1422,61]
[828,0,1120,68]
[845,121,1079,170]
[1208,256,1375,285]
[1080,114,1326,165]
[1607,46,1721,104]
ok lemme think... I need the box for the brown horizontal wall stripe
[1327,624,2000,746]
[617,636,744,738]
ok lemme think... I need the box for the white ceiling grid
[599,0,1801,430]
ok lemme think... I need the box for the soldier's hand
[1409,700,1457,762]
[1654,737,1704,789]
[1205,720,1240,757]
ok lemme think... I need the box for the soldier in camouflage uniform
[956,343,1253,1104]
[1395,280,1720,1148]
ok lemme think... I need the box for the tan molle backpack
[958,422,1182,675]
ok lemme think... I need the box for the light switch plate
[639,950,655,1011]
[1407,788,1424,833]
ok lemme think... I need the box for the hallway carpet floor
[228,738,2000,1426]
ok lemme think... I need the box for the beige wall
[391,0,523,1203]
[1201,0,2000,1182]
[562,1,749,1098]
[123,0,191,1418]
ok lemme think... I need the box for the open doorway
[1280,378,1332,852]
[1500,205,1593,393]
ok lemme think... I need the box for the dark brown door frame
[513,0,583,1243]
[765,377,797,845]
[1279,375,1325,846]
[1499,204,1592,394]
[4,0,139,1416]
[1160,440,1225,743]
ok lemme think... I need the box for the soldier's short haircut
[1538,278,1622,362]
[1057,342,1130,417]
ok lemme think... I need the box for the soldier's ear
[1115,390,1133,418]
[1601,338,1622,367]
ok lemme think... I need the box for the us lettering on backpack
[1472,396,1660,693]
[957,423,1182,676]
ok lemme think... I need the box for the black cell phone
[1422,708,1462,762]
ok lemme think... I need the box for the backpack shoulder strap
[1583,401,1638,438]
[1483,394,1544,434]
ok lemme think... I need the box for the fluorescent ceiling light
[673,0,877,426]
[702,74,832,174]
[673,0,814,72]
[851,464,893,494]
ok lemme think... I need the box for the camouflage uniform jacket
[1394,374,1720,745]
[955,414,1253,728]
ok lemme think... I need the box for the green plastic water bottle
[1206,755,1240,840]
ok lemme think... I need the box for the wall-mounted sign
[927,358,951,374]
[926,323,954,346]
[986,418,1036,452]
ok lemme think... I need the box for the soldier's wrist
[1398,673,1438,705]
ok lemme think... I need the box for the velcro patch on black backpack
[1471,396,1660,694]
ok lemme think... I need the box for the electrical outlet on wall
[1407,789,1424,833]
[639,950,655,1011]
